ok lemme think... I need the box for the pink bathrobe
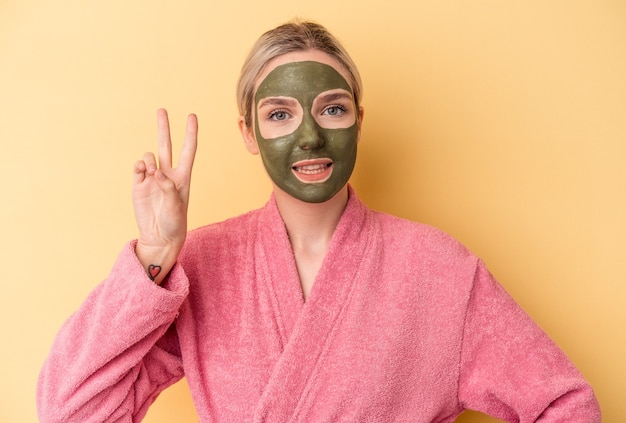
[37,187,601,422]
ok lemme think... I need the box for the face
[248,52,360,203]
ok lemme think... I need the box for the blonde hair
[237,20,363,128]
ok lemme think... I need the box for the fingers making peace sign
[132,109,198,284]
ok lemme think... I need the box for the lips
[291,158,333,183]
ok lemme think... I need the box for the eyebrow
[257,97,299,108]
[315,91,354,103]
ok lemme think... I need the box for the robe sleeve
[37,242,190,423]
[457,261,601,422]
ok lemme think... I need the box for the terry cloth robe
[37,186,601,422]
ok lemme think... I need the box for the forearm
[37,242,189,422]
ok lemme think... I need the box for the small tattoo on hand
[148,264,162,281]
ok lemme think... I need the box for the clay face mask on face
[254,60,359,203]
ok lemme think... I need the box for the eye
[268,109,291,121]
[322,105,347,117]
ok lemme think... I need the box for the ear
[356,106,365,143]
[239,116,259,155]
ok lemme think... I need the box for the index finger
[177,113,198,175]
[157,108,173,170]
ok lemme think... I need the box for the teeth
[294,163,330,174]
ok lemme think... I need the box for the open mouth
[291,159,333,183]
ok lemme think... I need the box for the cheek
[328,127,359,154]
[258,136,296,168]
[255,120,280,162]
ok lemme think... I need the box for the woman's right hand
[132,109,198,284]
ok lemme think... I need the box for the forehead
[255,61,352,102]
[255,49,352,86]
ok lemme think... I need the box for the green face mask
[254,61,359,203]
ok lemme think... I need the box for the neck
[273,185,349,253]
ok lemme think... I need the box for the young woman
[37,20,601,422]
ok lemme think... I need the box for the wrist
[134,240,183,285]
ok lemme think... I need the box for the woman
[37,20,601,422]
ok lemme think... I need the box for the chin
[288,183,347,204]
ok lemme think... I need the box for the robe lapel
[257,196,306,348]
[253,187,376,422]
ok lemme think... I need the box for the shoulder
[371,209,477,266]
[362,207,481,310]
[182,207,262,254]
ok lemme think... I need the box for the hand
[132,109,198,283]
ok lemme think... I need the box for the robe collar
[257,185,370,339]
[254,185,377,420]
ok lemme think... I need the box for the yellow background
[1,1,624,421]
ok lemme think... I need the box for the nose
[296,114,325,150]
